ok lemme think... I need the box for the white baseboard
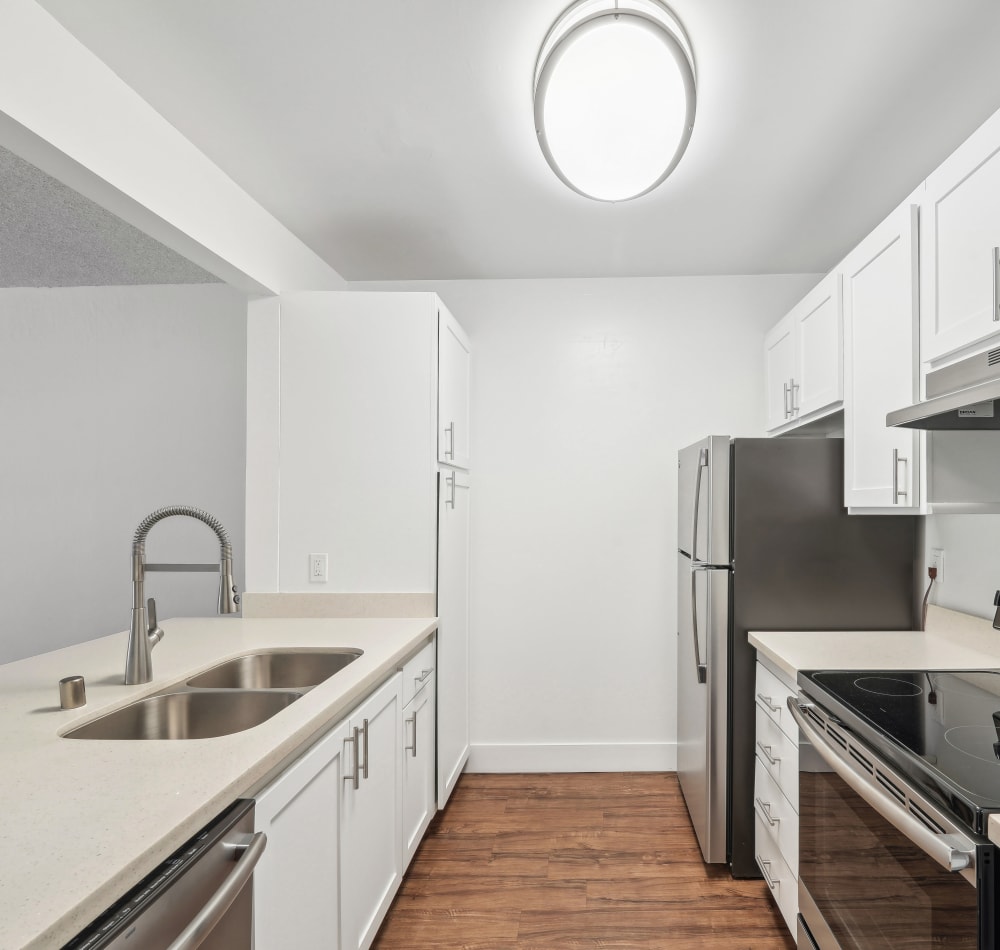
[467,742,676,773]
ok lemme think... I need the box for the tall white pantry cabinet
[249,290,472,810]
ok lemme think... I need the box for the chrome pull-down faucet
[125,506,240,685]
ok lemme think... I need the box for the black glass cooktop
[799,669,1000,834]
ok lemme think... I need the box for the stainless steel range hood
[887,346,1000,429]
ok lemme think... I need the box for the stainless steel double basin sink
[64,649,362,740]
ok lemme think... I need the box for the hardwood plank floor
[372,773,796,950]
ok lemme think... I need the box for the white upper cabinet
[764,273,843,432]
[921,109,1000,363]
[795,274,843,417]
[438,303,471,470]
[764,314,797,431]
[842,203,922,512]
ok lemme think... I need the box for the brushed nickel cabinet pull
[344,727,360,790]
[993,247,1000,321]
[755,797,780,826]
[757,856,779,890]
[893,449,909,503]
[757,692,780,714]
[361,718,370,780]
[405,709,418,757]
[757,741,780,766]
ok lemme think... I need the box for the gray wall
[0,283,247,663]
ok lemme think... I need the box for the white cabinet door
[437,469,470,809]
[254,720,350,950]
[340,673,403,950]
[764,314,797,431]
[402,675,436,868]
[922,110,1000,362]
[438,303,472,470]
[794,273,843,419]
[843,204,921,511]
[763,273,843,433]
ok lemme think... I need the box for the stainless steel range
[790,669,1000,950]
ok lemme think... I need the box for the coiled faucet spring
[125,505,240,685]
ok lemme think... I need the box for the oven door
[788,697,998,950]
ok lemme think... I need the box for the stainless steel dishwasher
[63,799,266,950]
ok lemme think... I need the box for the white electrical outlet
[930,548,944,585]
[309,553,328,583]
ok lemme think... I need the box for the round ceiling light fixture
[533,0,696,203]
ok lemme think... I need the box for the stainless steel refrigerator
[676,436,917,878]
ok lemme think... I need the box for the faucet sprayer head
[218,551,240,614]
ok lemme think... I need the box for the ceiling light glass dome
[533,0,697,202]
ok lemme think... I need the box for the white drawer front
[401,638,435,707]
[755,662,797,743]
[755,705,799,811]
[755,811,797,937]
[753,759,798,878]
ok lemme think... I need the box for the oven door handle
[787,698,977,875]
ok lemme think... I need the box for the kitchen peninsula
[0,616,435,950]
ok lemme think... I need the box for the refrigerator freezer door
[677,436,731,564]
[676,554,730,864]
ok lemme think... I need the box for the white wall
[352,275,819,770]
[0,283,248,663]
[276,292,439,593]
[924,514,1000,621]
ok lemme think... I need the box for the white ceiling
[32,0,1000,281]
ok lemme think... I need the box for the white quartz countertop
[0,615,437,950]
[749,605,1000,682]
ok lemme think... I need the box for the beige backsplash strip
[241,592,436,619]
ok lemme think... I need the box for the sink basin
[186,649,363,690]
[64,689,302,740]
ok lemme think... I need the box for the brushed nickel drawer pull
[757,741,780,766]
[757,855,779,890]
[757,693,780,714]
[755,797,780,826]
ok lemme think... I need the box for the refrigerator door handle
[689,566,708,684]
[691,447,708,562]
